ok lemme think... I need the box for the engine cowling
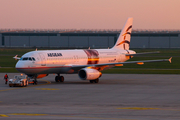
[78,68,102,80]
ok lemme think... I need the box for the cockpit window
[20,57,36,61]
[29,57,32,61]
[22,57,28,60]
[32,57,35,61]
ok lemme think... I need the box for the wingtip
[169,57,172,63]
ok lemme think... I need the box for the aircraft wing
[94,57,172,67]
[125,51,160,56]
[70,57,172,71]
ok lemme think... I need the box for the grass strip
[0,68,19,73]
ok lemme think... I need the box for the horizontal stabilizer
[125,51,160,56]
[13,55,20,60]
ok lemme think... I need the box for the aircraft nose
[15,61,27,73]
[15,61,24,68]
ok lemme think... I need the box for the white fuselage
[15,49,135,75]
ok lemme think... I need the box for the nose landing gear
[33,76,38,85]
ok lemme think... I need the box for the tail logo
[116,25,132,49]
[84,50,99,64]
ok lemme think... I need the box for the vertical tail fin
[112,17,133,50]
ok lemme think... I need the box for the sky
[0,0,180,30]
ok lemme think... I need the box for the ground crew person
[4,74,8,84]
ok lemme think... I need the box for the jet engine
[78,68,102,80]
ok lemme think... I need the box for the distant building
[0,29,180,48]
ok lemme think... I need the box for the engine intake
[78,68,102,80]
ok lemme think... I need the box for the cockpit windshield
[20,57,36,61]
[29,57,32,61]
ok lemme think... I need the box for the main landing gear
[55,74,64,82]
[90,78,99,83]
[27,75,37,85]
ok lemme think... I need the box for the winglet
[169,57,172,63]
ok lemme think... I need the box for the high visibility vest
[4,75,8,79]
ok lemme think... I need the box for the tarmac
[0,73,180,120]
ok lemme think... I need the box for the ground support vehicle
[9,75,28,87]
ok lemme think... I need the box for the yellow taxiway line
[0,114,9,117]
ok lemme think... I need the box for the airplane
[14,18,172,84]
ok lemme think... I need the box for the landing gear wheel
[89,79,99,83]
[60,76,64,82]
[33,75,38,85]
[94,79,99,83]
[22,81,24,87]
[33,80,37,85]
[55,76,60,82]
[55,75,64,82]
[90,80,94,83]
[26,80,28,86]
